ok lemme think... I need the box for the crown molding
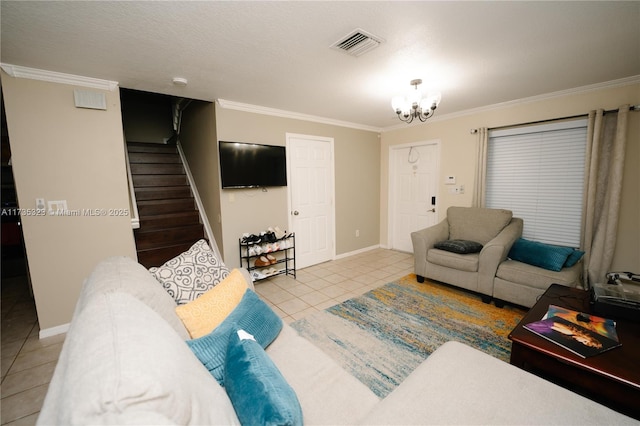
[381,75,640,132]
[216,99,382,133]
[1,63,119,91]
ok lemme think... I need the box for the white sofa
[38,256,633,424]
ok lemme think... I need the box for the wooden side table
[509,284,640,420]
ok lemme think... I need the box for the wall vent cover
[331,28,383,57]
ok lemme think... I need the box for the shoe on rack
[251,270,266,281]
[266,254,277,264]
[242,234,261,244]
[261,230,277,243]
[260,268,273,277]
[254,256,271,267]
[273,226,286,240]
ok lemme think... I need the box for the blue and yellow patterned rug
[290,274,525,398]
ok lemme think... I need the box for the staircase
[127,142,205,268]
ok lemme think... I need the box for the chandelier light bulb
[391,96,405,112]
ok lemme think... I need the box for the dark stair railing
[126,142,207,268]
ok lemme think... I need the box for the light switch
[445,176,456,185]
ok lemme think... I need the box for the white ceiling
[2,1,639,130]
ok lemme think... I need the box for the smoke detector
[172,77,188,86]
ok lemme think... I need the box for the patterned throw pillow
[434,239,483,254]
[150,239,230,305]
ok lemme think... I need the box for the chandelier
[391,79,442,123]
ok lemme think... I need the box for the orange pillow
[175,269,249,338]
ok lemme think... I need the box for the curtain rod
[481,104,640,133]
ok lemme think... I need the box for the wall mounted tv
[219,141,288,189]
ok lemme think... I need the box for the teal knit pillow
[186,289,282,384]
[224,330,303,426]
[564,249,585,268]
[508,238,574,272]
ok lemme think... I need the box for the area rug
[290,274,525,398]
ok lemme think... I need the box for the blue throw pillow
[186,289,282,384]
[224,330,303,426]
[564,249,585,268]
[508,238,574,272]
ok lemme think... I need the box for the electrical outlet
[355,229,360,237]
[48,200,68,215]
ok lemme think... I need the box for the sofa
[493,257,583,308]
[412,207,584,308]
[411,206,523,303]
[37,256,633,424]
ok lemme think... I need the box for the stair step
[137,242,202,269]
[135,224,205,250]
[138,211,201,230]
[127,141,205,268]
[130,163,184,175]
[138,198,196,216]
[135,186,192,201]
[128,152,182,164]
[127,142,177,154]
[132,174,188,187]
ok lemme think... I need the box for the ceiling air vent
[331,28,383,57]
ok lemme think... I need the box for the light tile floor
[0,248,413,424]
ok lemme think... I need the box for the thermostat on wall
[445,176,456,185]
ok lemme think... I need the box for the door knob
[293,210,299,216]
[428,208,436,212]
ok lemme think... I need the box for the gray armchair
[411,207,523,303]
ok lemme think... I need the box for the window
[486,119,588,247]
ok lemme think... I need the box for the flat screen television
[219,141,288,189]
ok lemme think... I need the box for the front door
[390,142,439,252]
[286,133,335,269]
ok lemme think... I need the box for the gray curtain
[472,127,488,208]
[581,105,629,288]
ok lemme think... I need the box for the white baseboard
[335,244,381,260]
[40,323,70,339]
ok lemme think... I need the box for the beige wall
[215,107,381,268]
[1,71,137,332]
[178,101,225,253]
[381,82,640,272]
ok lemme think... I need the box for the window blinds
[486,119,587,247]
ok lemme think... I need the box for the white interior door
[287,134,335,269]
[390,142,439,252]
